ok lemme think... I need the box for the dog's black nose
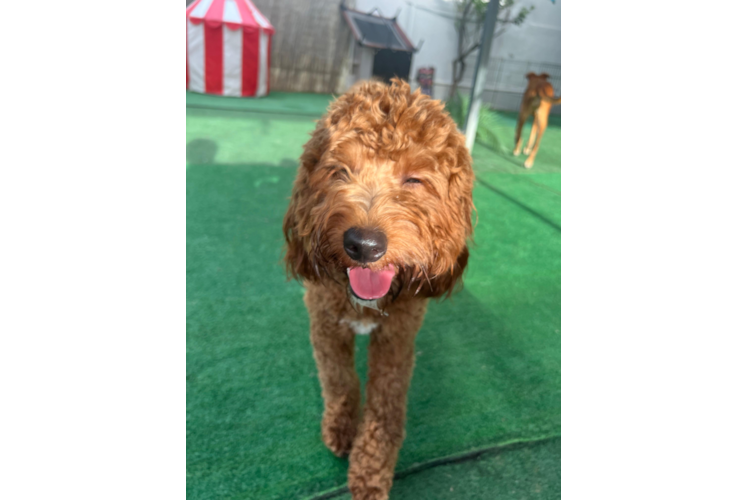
[343,227,387,263]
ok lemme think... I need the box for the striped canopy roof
[187,0,275,33]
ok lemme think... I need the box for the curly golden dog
[283,79,474,499]
[513,72,561,169]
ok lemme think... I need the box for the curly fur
[283,79,475,500]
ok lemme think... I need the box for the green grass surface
[187,91,561,499]
[337,438,561,500]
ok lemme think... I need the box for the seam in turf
[475,176,561,231]
[302,434,561,500]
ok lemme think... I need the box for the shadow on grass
[187,138,218,165]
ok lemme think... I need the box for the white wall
[349,41,377,86]
[490,0,560,64]
[353,0,561,110]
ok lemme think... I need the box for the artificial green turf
[187,90,336,116]
[187,92,560,499]
[333,438,561,500]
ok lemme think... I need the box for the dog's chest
[340,318,379,335]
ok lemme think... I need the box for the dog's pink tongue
[348,265,396,300]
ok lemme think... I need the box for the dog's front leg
[347,300,426,500]
[306,288,361,457]
[513,108,530,156]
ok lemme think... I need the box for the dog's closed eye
[403,177,438,197]
[331,167,350,182]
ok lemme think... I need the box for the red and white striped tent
[186,0,275,97]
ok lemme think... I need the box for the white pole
[464,0,500,152]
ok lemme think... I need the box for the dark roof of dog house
[341,5,416,52]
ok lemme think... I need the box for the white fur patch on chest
[340,318,379,336]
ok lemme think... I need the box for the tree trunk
[449,3,473,100]
[449,60,465,100]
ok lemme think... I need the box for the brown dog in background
[513,73,561,169]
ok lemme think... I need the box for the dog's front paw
[322,406,358,457]
[524,159,534,168]
[523,147,531,155]
[347,423,398,500]
[348,480,389,500]
[348,462,391,500]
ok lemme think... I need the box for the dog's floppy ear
[282,176,315,282]
[421,133,474,299]
[539,73,550,79]
[526,72,537,79]
[282,121,331,282]
[419,246,469,298]
[451,136,475,243]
